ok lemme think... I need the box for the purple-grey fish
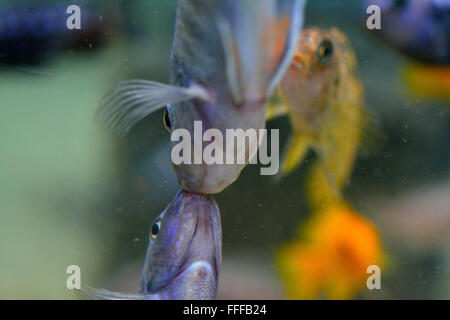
[97,0,306,194]
[79,190,222,300]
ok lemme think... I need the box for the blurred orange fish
[267,27,370,209]
[276,204,384,300]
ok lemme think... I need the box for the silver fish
[97,0,306,194]
[79,190,222,300]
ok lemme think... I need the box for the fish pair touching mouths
[81,0,307,299]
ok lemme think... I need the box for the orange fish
[267,27,369,209]
[276,204,384,300]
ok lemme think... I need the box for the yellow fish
[268,27,366,209]
[276,204,384,300]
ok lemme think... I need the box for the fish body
[98,0,306,194]
[268,27,365,209]
[276,203,384,300]
[79,190,222,300]
[366,0,450,65]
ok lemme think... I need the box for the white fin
[97,80,210,135]
[76,285,151,300]
[216,0,305,104]
[267,0,306,94]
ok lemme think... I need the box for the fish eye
[150,220,161,239]
[318,39,334,64]
[163,108,171,132]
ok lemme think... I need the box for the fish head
[141,190,221,296]
[280,27,356,131]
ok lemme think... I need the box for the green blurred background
[0,0,448,299]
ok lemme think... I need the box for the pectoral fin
[96,80,210,135]
[277,132,309,179]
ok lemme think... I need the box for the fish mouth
[292,61,305,70]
